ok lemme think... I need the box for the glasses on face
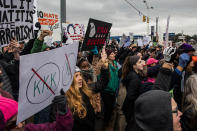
[172,106,178,116]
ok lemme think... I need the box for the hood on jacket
[135,90,173,131]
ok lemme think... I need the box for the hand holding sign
[10,38,21,53]
[39,30,52,41]
[101,46,108,69]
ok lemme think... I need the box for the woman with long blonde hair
[65,67,96,131]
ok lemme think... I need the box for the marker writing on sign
[32,68,55,95]
[65,54,72,78]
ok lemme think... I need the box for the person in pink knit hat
[146,58,158,67]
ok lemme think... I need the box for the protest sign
[120,33,127,47]
[129,32,134,42]
[81,18,112,51]
[17,42,79,124]
[143,36,151,46]
[34,0,61,42]
[137,39,143,47]
[0,0,35,46]
[62,23,85,44]
[164,16,170,47]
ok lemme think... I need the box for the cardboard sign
[0,0,35,46]
[82,18,112,51]
[17,42,79,124]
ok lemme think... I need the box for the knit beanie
[179,43,195,52]
[106,48,115,56]
[0,95,18,123]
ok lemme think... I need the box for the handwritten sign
[34,0,61,41]
[0,0,35,46]
[82,18,112,51]
[17,42,79,124]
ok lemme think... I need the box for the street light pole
[143,0,153,36]
[61,0,66,41]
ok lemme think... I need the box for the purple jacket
[25,109,73,131]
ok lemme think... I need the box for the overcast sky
[39,0,197,36]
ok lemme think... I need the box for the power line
[124,0,146,16]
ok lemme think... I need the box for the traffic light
[143,15,146,22]
[147,17,149,23]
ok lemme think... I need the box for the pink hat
[0,96,18,122]
[147,58,158,65]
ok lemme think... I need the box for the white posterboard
[0,0,35,46]
[129,32,134,42]
[17,42,79,124]
[120,34,127,47]
[142,36,151,46]
[164,16,170,48]
[62,23,85,44]
[137,39,143,47]
[34,0,61,41]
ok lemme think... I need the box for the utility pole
[156,17,159,42]
[61,0,66,41]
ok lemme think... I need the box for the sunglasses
[172,106,178,116]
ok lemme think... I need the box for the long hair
[65,73,95,119]
[182,74,197,114]
[122,55,140,79]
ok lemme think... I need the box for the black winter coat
[72,89,95,131]
[122,70,141,122]
[171,70,183,111]
[153,67,173,91]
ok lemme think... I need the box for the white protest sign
[17,42,79,124]
[165,16,170,48]
[0,0,35,46]
[120,34,127,47]
[62,23,85,44]
[142,36,151,46]
[137,39,143,47]
[34,0,61,41]
[129,32,134,41]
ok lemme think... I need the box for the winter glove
[52,89,67,115]
[178,53,190,68]
[163,47,176,62]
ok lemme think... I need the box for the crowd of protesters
[0,22,197,131]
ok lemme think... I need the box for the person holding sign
[0,38,21,101]
[31,30,54,54]
[96,46,119,131]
